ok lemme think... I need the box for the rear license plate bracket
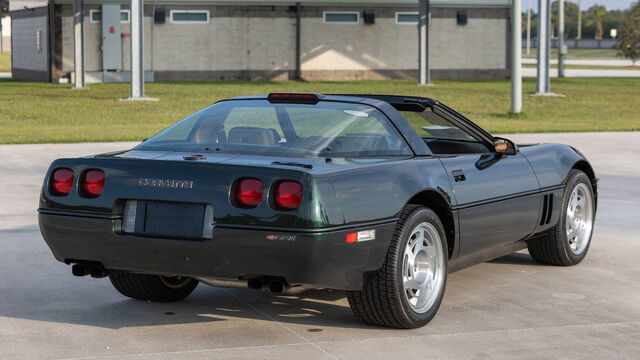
[133,200,206,239]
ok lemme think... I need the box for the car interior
[188,101,492,156]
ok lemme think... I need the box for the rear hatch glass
[136,100,411,158]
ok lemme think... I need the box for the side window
[401,108,491,154]
[401,108,476,141]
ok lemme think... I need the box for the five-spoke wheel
[347,205,448,328]
[529,169,595,266]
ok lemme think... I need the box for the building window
[396,12,418,25]
[170,10,210,24]
[89,10,131,24]
[35,28,42,52]
[323,12,359,24]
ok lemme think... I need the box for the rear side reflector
[235,178,264,208]
[51,168,74,196]
[82,170,105,197]
[345,230,376,244]
[274,181,303,210]
[268,93,319,104]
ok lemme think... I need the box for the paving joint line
[223,288,339,360]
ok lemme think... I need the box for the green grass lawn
[0,53,11,72]
[523,48,621,60]
[0,78,638,144]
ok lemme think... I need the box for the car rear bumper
[38,211,396,290]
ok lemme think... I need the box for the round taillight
[51,168,74,196]
[235,178,263,208]
[274,181,303,210]
[82,170,105,197]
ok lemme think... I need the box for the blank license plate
[123,200,212,239]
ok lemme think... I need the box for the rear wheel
[347,205,448,328]
[109,272,198,302]
[528,169,595,266]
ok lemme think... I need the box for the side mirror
[493,137,517,155]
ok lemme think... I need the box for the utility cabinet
[101,3,122,71]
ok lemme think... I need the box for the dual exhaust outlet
[248,277,287,294]
[71,263,108,278]
[69,264,308,295]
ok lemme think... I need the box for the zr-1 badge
[266,234,296,241]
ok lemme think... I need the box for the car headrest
[227,126,279,146]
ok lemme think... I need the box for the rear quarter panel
[325,157,454,224]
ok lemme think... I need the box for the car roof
[225,93,438,111]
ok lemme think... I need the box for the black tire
[528,169,595,266]
[109,272,198,302]
[346,205,448,329]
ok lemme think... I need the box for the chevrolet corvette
[38,93,597,328]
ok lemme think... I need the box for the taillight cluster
[50,168,105,197]
[51,168,74,196]
[82,170,106,198]
[234,178,303,211]
[236,178,263,207]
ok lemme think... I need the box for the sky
[522,0,637,11]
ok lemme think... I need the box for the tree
[551,1,581,38]
[616,4,640,65]
[587,5,607,39]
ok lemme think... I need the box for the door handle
[452,170,466,182]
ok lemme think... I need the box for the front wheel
[347,205,448,328]
[109,272,198,302]
[528,169,596,266]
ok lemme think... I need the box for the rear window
[137,100,412,157]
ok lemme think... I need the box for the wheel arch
[405,190,456,258]
[571,160,598,208]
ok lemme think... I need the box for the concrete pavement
[521,58,640,77]
[522,58,637,67]
[1,133,639,359]
[522,67,640,78]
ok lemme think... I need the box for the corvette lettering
[137,178,194,189]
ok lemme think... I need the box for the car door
[439,152,540,256]
[434,106,541,256]
[399,104,541,257]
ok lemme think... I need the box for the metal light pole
[526,0,532,55]
[129,0,144,99]
[418,0,431,85]
[558,0,565,77]
[577,0,582,40]
[72,0,86,89]
[535,0,551,94]
[511,0,522,113]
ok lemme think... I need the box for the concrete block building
[9,0,512,82]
